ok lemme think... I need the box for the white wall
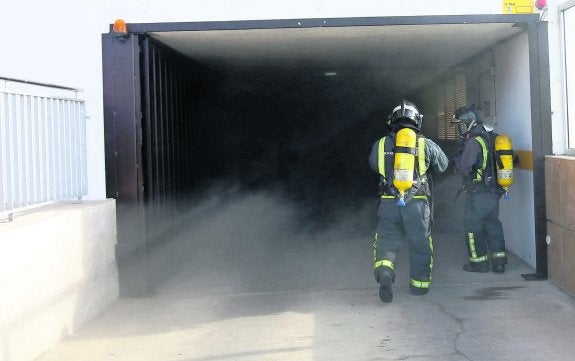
[0,0,514,200]
[465,32,536,267]
[494,32,536,267]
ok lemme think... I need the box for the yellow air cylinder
[495,134,514,197]
[393,128,417,206]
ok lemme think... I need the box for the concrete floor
[36,192,575,361]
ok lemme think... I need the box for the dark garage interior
[103,18,532,296]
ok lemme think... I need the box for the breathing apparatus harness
[376,129,430,205]
[467,130,515,198]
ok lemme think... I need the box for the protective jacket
[369,129,448,292]
[454,128,502,193]
[453,127,507,267]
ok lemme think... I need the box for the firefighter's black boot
[492,264,505,273]
[462,262,490,273]
[409,284,428,296]
[378,269,395,303]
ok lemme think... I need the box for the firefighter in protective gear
[369,100,448,303]
[452,104,507,274]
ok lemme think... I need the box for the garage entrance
[102,15,551,296]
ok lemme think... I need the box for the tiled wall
[546,156,575,297]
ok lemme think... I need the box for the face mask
[456,122,468,137]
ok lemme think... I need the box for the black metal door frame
[103,33,148,296]
[102,14,552,296]
[526,20,552,279]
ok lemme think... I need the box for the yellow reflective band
[378,137,387,177]
[474,136,488,181]
[429,235,434,273]
[418,137,427,175]
[373,234,378,263]
[467,233,488,262]
[467,232,478,259]
[410,279,430,288]
[470,256,488,262]
[491,251,507,258]
[374,259,395,270]
[381,195,427,200]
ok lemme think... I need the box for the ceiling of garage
[149,22,525,97]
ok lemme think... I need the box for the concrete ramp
[36,193,575,361]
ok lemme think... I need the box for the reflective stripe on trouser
[463,191,506,265]
[374,258,395,271]
[374,197,433,286]
[467,232,488,263]
[411,279,430,289]
[373,233,395,282]
[490,251,507,265]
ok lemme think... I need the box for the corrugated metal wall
[141,37,198,240]
[419,71,466,140]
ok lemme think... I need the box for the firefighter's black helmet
[388,100,423,131]
[453,104,483,137]
[453,105,483,132]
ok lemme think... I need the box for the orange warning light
[113,19,128,35]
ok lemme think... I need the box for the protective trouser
[373,197,433,291]
[463,190,507,266]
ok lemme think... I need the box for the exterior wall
[0,0,518,200]
[546,156,575,297]
[0,200,119,361]
[545,0,575,296]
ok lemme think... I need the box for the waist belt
[380,195,428,200]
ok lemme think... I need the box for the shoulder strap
[377,134,398,183]
[417,136,427,175]
[474,135,488,181]
[377,136,387,177]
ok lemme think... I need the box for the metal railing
[0,79,87,218]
